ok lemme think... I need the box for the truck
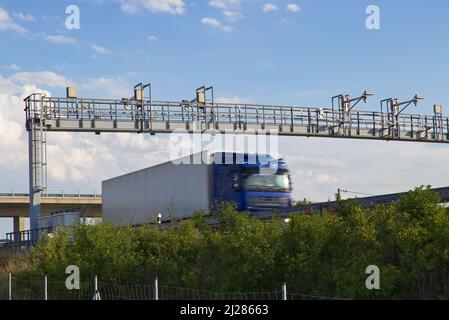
[102,151,293,226]
[38,208,103,230]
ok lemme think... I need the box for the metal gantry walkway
[23,84,449,243]
[25,90,448,143]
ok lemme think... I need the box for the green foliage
[295,198,312,206]
[15,188,449,299]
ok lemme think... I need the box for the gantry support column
[28,122,43,244]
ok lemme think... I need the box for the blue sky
[1,0,449,236]
[2,0,449,105]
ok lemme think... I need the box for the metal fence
[0,274,346,300]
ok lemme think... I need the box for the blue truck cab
[213,153,293,211]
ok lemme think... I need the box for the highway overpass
[0,189,102,234]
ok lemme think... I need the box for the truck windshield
[241,173,290,191]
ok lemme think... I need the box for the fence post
[154,277,159,300]
[44,275,48,300]
[93,275,101,300]
[8,272,12,300]
[281,282,287,301]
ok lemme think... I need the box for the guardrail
[0,188,101,198]
[5,227,54,247]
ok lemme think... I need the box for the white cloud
[201,17,234,32]
[209,0,240,9]
[0,75,53,184]
[201,17,221,28]
[148,35,158,41]
[91,44,111,55]
[45,34,77,45]
[209,0,226,9]
[0,70,172,191]
[0,94,27,167]
[209,0,243,23]
[223,10,244,22]
[120,0,186,15]
[262,4,278,13]
[286,3,300,13]
[0,7,27,34]
[221,25,234,33]
[3,64,21,71]
[9,71,74,88]
[216,96,251,104]
[13,12,35,22]
[0,75,20,96]
[281,137,449,202]
[80,77,130,98]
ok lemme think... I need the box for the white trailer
[102,153,214,225]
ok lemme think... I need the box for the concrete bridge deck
[0,189,102,218]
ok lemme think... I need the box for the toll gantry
[23,84,449,241]
[25,86,446,142]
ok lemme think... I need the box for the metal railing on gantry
[24,89,449,143]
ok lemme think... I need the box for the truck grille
[247,197,290,208]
